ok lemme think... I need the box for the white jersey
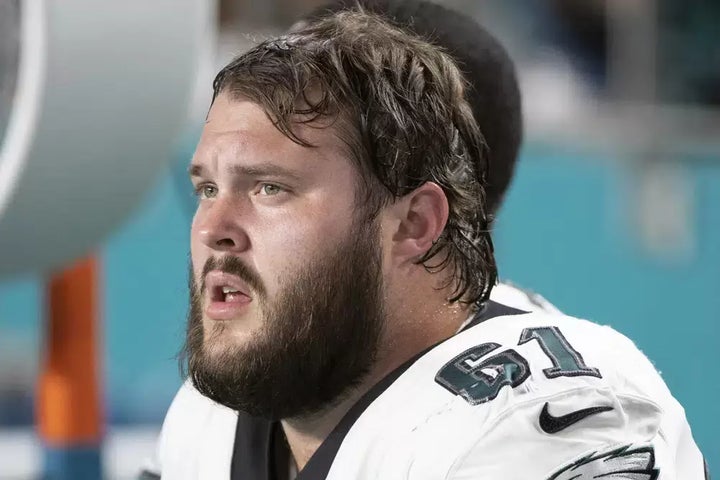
[141,284,707,479]
[489,281,562,315]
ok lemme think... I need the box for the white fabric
[144,283,703,479]
[148,379,237,479]
[322,312,703,480]
[489,281,563,315]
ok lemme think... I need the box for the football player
[140,4,707,480]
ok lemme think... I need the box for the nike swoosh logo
[539,402,614,434]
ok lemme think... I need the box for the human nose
[194,197,250,253]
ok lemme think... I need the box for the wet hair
[212,9,496,304]
[299,0,523,216]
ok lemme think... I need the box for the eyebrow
[188,163,303,181]
[188,164,204,177]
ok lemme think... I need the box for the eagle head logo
[548,444,659,480]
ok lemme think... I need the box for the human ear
[389,182,449,264]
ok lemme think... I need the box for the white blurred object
[634,161,696,261]
[521,48,596,129]
[0,426,161,479]
[0,0,217,279]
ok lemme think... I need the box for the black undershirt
[230,300,528,480]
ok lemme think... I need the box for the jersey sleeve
[136,382,188,480]
[402,315,706,480]
[136,387,179,480]
[443,391,704,480]
[136,379,238,480]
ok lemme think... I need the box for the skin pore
[188,92,472,470]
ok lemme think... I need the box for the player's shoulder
[419,309,704,476]
[465,307,648,368]
[151,380,238,478]
[435,308,670,415]
[330,308,683,479]
[402,309,703,478]
[489,281,563,314]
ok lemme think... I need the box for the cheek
[251,227,310,295]
[190,208,205,246]
[190,226,207,280]
[252,214,349,289]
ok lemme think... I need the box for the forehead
[194,92,353,173]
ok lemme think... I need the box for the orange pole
[37,255,103,478]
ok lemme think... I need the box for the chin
[202,318,258,351]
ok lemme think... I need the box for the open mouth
[204,271,253,320]
[211,285,250,304]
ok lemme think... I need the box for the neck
[281,300,472,471]
[280,385,368,471]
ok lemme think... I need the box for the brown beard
[181,217,385,420]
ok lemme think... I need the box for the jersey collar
[230,300,528,480]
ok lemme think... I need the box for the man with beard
[140,5,707,480]
[142,2,558,476]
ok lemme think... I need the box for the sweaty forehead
[196,92,352,168]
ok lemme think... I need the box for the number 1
[518,326,601,379]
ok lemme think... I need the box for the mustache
[200,255,266,298]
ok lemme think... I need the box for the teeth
[222,286,240,294]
